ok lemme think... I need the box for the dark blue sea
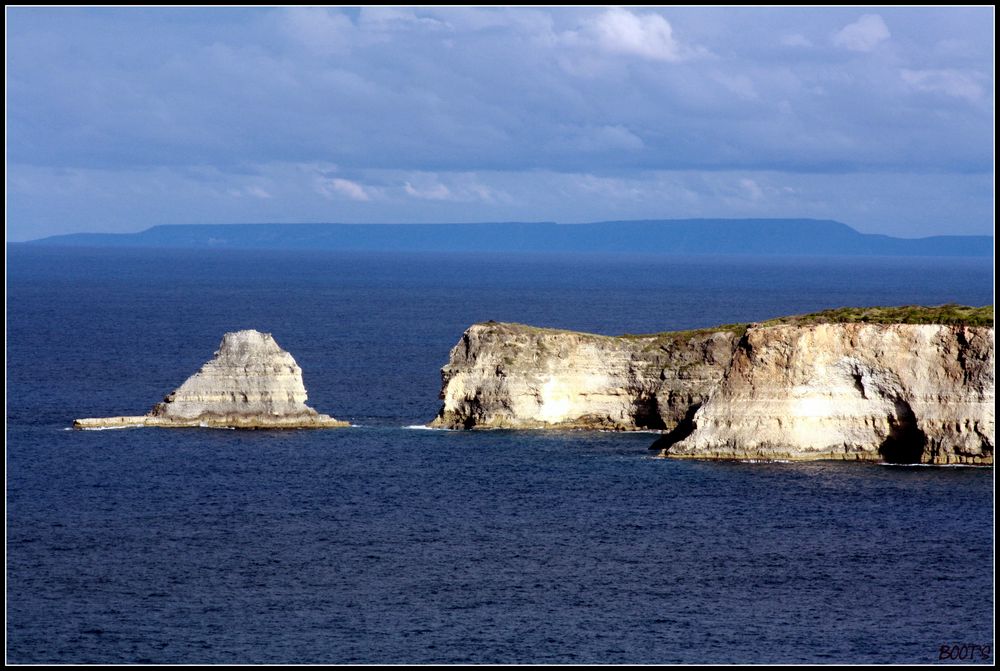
[6,247,995,664]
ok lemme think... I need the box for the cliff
[430,308,994,465]
[429,321,743,431]
[661,322,994,465]
[74,330,348,429]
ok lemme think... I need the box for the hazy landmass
[21,219,992,256]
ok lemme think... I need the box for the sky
[6,6,995,241]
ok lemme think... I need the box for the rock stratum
[74,330,348,429]
[429,308,994,465]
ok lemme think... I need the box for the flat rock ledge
[74,330,349,430]
[73,414,348,430]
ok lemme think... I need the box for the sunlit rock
[74,330,348,429]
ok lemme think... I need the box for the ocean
[6,246,995,663]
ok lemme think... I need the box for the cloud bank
[7,7,994,239]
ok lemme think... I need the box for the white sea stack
[74,330,348,429]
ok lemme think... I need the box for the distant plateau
[20,219,993,256]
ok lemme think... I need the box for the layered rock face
[74,330,348,429]
[428,322,741,431]
[662,323,994,465]
[430,320,994,465]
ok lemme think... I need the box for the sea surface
[6,247,995,664]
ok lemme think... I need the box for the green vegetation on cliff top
[486,304,993,340]
[763,304,993,327]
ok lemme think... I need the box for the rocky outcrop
[74,330,348,429]
[430,317,994,465]
[660,323,994,465]
[429,321,742,431]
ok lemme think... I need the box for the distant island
[22,219,993,257]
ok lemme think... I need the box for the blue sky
[7,6,994,241]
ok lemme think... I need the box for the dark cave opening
[633,395,668,431]
[879,400,928,464]
[649,403,700,452]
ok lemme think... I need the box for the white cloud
[402,174,505,202]
[592,8,680,61]
[833,14,890,52]
[404,180,453,201]
[580,8,699,62]
[901,69,983,102]
[572,173,645,199]
[324,177,372,201]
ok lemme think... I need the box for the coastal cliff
[429,321,741,431]
[430,307,994,465]
[74,330,348,429]
[662,322,993,464]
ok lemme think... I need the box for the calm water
[7,247,995,663]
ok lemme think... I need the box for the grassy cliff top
[763,304,994,327]
[619,322,749,342]
[478,304,993,341]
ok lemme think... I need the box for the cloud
[832,14,890,52]
[8,7,989,176]
[571,173,645,200]
[590,8,682,61]
[5,7,993,240]
[574,8,702,62]
[322,177,373,201]
[402,173,505,202]
[901,69,984,102]
[404,180,453,201]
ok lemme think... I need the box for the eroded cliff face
[74,330,348,429]
[428,322,740,431]
[430,320,994,465]
[662,323,994,465]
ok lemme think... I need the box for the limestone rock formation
[661,323,994,465]
[74,330,348,429]
[430,315,994,465]
[429,321,741,431]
